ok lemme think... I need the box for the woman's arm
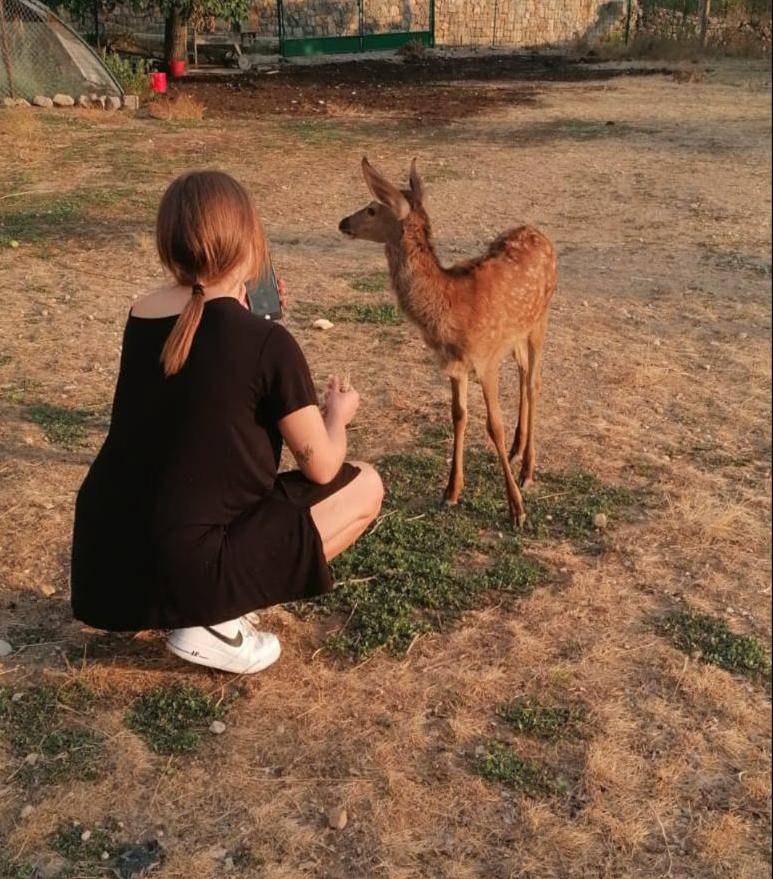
[279,377,359,484]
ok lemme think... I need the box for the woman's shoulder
[129,285,186,318]
[258,320,306,362]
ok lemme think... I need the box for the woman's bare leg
[310,462,384,561]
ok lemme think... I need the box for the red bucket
[150,71,167,94]
[169,59,186,79]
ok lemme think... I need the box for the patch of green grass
[315,451,546,657]
[2,377,41,405]
[281,119,354,145]
[0,853,35,879]
[5,624,61,646]
[24,403,93,447]
[347,271,391,294]
[0,684,105,786]
[38,112,83,131]
[308,448,637,658]
[471,554,546,597]
[497,698,586,740]
[525,468,639,549]
[126,684,231,755]
[472,742,564,795]
[51,821,114,862]
[422,166,464,184]
[326,301,401,326]
[0,187,127,245]
[658,609,770,678]
[229,845,264,869]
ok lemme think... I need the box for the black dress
[71,296,358,632]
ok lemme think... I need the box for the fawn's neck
[385,212,450,340]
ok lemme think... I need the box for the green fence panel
[278,0,434,57]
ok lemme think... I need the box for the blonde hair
[156,170,267,376]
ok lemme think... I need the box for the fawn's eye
[367,207,376,217]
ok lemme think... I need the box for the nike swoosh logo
[204,626,243,648]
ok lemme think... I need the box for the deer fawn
[339,158,557,527]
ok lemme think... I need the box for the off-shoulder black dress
[71,296,358,631]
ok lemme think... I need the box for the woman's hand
[325,375,360,426]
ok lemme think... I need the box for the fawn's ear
[362,157,410,220]
[409,158,424,207]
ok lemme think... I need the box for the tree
[48,0,250,66]
[160,0,251,66]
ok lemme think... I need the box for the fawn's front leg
[444,373,468,505]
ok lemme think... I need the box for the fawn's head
[339,157,425,244]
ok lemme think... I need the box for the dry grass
[147,93,206,122]
[0,59,770,878]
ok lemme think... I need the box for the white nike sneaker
[166,616,281,674]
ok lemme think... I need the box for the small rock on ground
[312,318,334,330]
[32,96,54,109]
[77,94,91,108]
[326,805,348,830]
[209,720,226,735]
[0,639,13,657]
[105,96,122,111]
[20,804,35,819]
[53,93,75,107]
[593,512,608,529]
[2,96,16,107]
[123,94,140,111]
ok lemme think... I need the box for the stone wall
[636,4,771,51]
[83,0,770,54]
[436,0,626,47]
[242,0,625,44]
[245,0,430,38]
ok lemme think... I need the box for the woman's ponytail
[160,283,206,377]
[155,171,267,376]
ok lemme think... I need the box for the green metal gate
[277,0,434,58]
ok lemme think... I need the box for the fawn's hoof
[520,475,535,490]
[507,503,527,529]
[443,493,459,507]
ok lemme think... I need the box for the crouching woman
[71,170,383,673]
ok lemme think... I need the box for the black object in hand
[246,259,282,321]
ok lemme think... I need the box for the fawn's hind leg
[481,367,526,528]
[509,340,530,466]
[520,312,549,488]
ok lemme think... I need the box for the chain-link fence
[0,0,121,101]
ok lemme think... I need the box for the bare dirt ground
[0,57,771,878]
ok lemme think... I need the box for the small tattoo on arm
[295,444,314,465]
